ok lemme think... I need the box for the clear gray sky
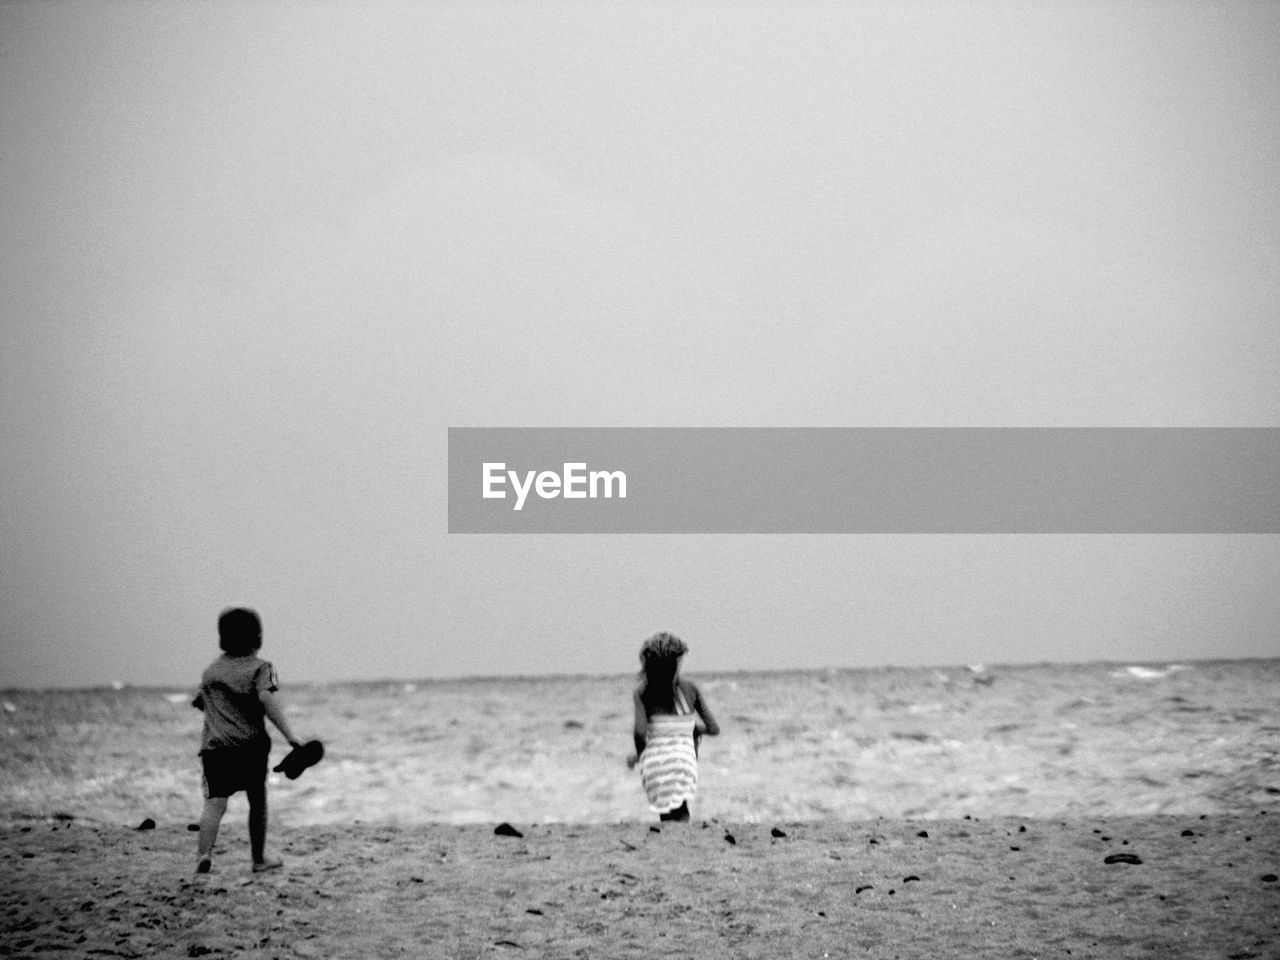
[2,2,1278,688]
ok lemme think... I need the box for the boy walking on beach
[192,607,301,875]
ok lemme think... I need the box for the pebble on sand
[136,818,156,831]
[494,823,523,838]
[1103,853,1143,865]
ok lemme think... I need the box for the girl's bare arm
[693,683,720,736]
[631,688,648,757]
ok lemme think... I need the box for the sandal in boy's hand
[272,739,325,780]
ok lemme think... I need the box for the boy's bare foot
[194,857,212,874]
[252,858,283,873]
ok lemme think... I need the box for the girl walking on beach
[628,632,720,822]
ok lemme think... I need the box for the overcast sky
[2,1,1278,688]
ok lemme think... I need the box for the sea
[1,659,1277,827]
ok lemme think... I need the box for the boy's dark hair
[218,607,262,656]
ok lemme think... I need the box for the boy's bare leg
[196,797,227,871]
[246,781,280,871]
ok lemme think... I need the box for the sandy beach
[5,0,1279,952]
[2,812,1278,958]
[3,660,1279,956]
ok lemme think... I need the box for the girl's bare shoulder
[677,676,703,696]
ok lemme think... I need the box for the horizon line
[3,654,1275,695]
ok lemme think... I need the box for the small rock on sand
[494,823,523,838]
[1104,853,1143,865]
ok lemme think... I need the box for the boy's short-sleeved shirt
[196,654,279,752]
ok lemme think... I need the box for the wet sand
[3,812,1278,958]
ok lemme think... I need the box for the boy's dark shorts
[200,741,270,799]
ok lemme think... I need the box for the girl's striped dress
[638,688,698,813]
